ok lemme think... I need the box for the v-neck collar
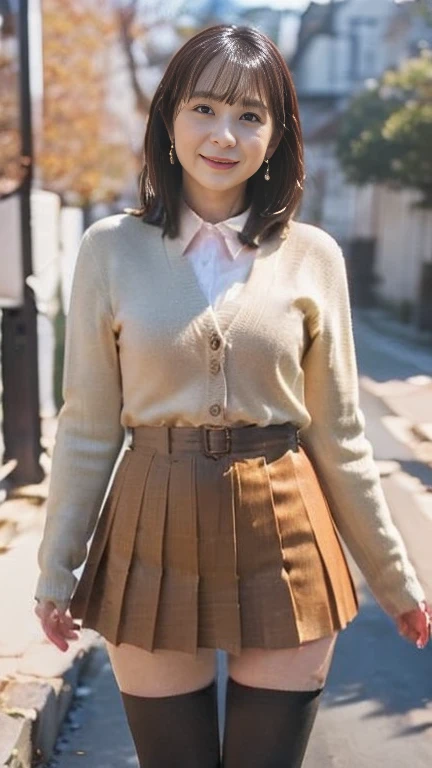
[162,220,283,341]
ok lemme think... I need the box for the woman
[34,24,431,768]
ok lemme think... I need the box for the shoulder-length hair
[129,23,305,247]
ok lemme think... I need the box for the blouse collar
[178,197,252,260]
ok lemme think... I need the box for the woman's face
[172,59,279,201]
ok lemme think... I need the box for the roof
[290,0,343,70]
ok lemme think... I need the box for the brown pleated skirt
[69,423,359,656]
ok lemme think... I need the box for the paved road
[51,315,432,768]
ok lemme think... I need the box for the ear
[266,125,284,161]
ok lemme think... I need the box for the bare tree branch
[115,1,152,116]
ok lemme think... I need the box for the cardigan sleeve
[34,227,125,613]
[299,242,425,618]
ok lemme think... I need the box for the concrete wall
[374,187,432,306]
[350,183,432,306]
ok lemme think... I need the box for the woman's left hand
[396,600,432,649]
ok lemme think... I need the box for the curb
[0,632,104,768]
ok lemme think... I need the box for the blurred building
[289,0,432,326]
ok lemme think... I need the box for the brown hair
[130,23,305,247]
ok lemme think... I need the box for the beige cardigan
[35,212,426,616]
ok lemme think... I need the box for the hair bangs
[177,49,271,115]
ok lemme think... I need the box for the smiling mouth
[200,155,239,166]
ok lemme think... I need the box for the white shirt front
[179,198,255,310]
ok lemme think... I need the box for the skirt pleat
[151,456,199,653]
[80,448,157,643]
[69,449,132,619]
[70,439,359,655]
[267,450,340,642]
[196,456,241,655]
[233,457,302,650]
[287,448,359,630]
[115,451,171,649]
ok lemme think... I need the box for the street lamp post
[1,0,43,485]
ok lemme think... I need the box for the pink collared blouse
[179,198,255,309]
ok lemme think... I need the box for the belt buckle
[202,426,232,458]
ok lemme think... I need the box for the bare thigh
[105,641,217,697]
[227,633,339,692]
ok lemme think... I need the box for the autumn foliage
[0,11,21,197]
[38,0,136,205]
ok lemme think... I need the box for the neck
[181,181,249,224]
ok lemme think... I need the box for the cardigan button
[210,360,221,375]
[209,333,221,351]
[209,404,221,417]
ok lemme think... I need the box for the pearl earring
[169,141,175,165]
[264,157,270,181]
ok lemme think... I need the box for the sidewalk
[0,308,431,767]
[0,418,103,768]
[356,308,432,453]
[356,307,432,354]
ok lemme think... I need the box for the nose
[210,119,236,146]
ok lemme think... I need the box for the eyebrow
[190,90,269,113]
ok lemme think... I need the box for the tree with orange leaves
[37,0,136,206]
[0,5,22,197]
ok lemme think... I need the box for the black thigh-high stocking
[120,679,220,768]
[221,677,323,768]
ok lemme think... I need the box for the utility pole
[1,0,43,485]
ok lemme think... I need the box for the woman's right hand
[34,599,81,652]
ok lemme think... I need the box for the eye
[193,105,213,116]
[192,105,261,123]
[242,112,261,123]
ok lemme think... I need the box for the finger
[44,612,70,630]
[408,626,426,646]
[419,621,429,645]
[412,616,429,644]
[61,617,81,632]
[61,626,80,640]
[59,624,80,639]
[400,627,418,643]
[56,614,74,630]
[42,617,71,645]
[53,618,80,641]
[49,621,76,641]
[43,624,69,652]
[38,610,79,648]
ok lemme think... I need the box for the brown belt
[129,422,301,459]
